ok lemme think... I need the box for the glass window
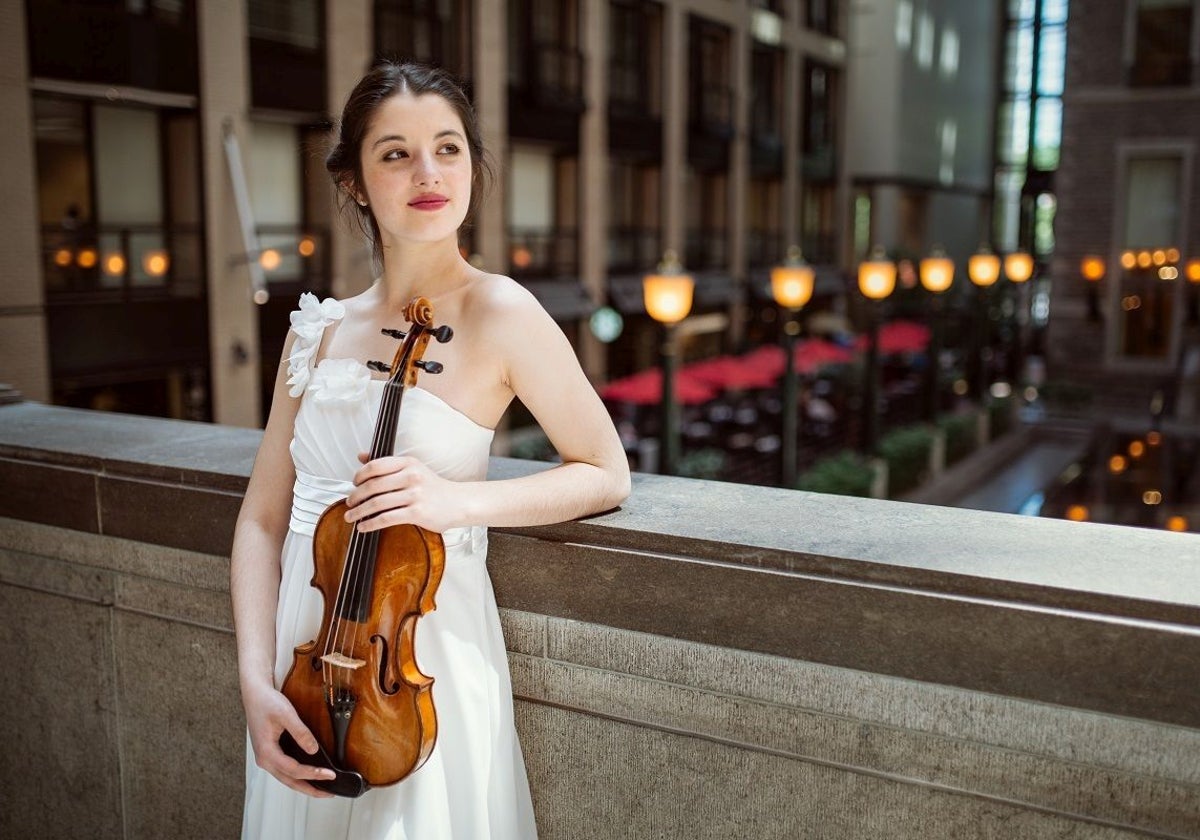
[995,98,1030,166]
[1119,156,1182,359]
[1007,0,1035,24]
[1003,26,1034,95]
[1131,0,1192,86]
[1037,24,1066,96]
[1040,0,1068,25]
[1032,97,1062,170]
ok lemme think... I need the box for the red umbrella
[854,320,931,354]
[684,355,779,390]
[600,368,718,405]
[738,340,855,378]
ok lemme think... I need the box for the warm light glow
[252,288,270,305]
[1004,251,1034,283]
[1166,247,1181,263]
[1143,490,1162,505]
[952,379,968,396]
[858,249,896,300]
[1108,455,1127,474]
[1136,250,1152,269]
[1159,266,1179,280]
[1166,515,1188,532]
[967,248,1001,287]
[259,248,281,271]
[54,248,72,267]
[298,236,316,257]
[1120,251,1136,270]
[1147,430,1162,446]
[1152,249,1167,266]
[142,250,169,277]
[1128,440,1145,459]
[103,252,126,276]
[511,245,532,269]
[1122,295,1142,311]
[919,252,955,293]
[1065,505,1088,522]
[643,251,694,325]
[76,248,97,269]
[1080,255,1105,282]
[770,248,815,309]
[1187,259,1200,283]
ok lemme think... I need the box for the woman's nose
[413,152,441,186]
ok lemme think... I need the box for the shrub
[878,424,935,497]
[795,450,874,497]
[677,448,725,480]
[938,412,976,466]
[988,395,1016,440]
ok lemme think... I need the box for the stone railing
[1,400,1198,840]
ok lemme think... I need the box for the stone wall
[1,401,1198,839]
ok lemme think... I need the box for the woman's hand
[243,682,337,798]
[345,453,467,534]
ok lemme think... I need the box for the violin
[279,297,453,798]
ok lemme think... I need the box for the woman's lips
[409,195,449,211]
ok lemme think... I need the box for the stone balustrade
[1,400,1198,839]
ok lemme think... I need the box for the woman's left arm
[346,282,631,532]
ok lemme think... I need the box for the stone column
[661,2,687,257]
[474,0,508,277]
[198,0,260,427]
[326,0,374,299]
[729,23,750,346]
[782,39,802,250]
[578,0,609,382]
[0,0,51,401]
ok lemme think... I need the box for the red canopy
[854,320,931,355]
[739,339,855,377]
[683,355,779,390]
[600,368,718,405]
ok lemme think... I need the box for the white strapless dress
[241,296,537,840]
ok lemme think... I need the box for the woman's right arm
[230,332,335,796]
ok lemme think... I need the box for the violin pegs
[415,360,444,375]
[366,360,391,373]
[381,328,407,340]
[433,325,453,344]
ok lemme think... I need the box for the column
[782,39,802,249]
[578,0,609,382]
[198,0,259,426]
[326,0,373,299]
[728,21,750,346]
[0,0,51,401]
[474,0,508,276]
[661,2,687,257]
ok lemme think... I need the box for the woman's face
[358,91,473,249]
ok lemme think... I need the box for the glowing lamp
[919,249,955,293]
[54,248,72,267]
[142,250,170,277]
[858,247,896,301]
[1186,259,1200,283]
[1166,515,1188,532]
[1081,256,1105,282]
[770,246,815,310]
[968,247,1001,288]
[103,253,126,276]
[259,248,281,271]
[1004,251,1034,283]
[76,248,98,269]
[643,250,694,325]
[298,236,316,257]
[1065,505,1088,522]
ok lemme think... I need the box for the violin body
[277,297,454,797]
[281,501,445,791]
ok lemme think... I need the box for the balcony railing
[41,224,204,301]
[1,402,1198,839]
[508,226,578,277]
[691,83,733,138]
[746,230,785,268]
[685,227,728,271]
[607,226,660,275]
[512,43,586,111]
[254,224,331,293]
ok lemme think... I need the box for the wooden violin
[279,297,453,798]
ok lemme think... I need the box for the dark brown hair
[326,61,492,265]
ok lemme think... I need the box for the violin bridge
[320,652,367,670]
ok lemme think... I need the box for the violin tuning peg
[433,325,453,344]
[415,360,444,375]
[381,328,407,340]
[366,360,391,373]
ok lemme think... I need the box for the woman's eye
[383,149,408,161]
[439,144,460,155]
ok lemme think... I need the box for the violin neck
[367,381,405,462]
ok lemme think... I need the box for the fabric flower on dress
[286,292,346,397]
[309,358,373,404]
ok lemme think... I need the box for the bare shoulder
[461,273,557,338]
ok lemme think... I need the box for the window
[1118,156,1183,359]
[1131,0,1193,86]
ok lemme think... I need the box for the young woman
[231,61,631,839]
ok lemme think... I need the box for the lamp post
[643,249,695,476]
[1185,258,1200,324]
[919,248,954,422]
[771,246,815,487]
[1081,255,1105,322]
[858,247,896,454]
[967,245,1001,401]
[1003,250,1034,384]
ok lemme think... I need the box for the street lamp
[1003,251,1034,384]
[1186,257,1200,324]
[858,247,896,454]
[771,246,815,488]
[919,248,954,422]
[967,245,1001,401]
[644,249,694,476]
[1081,255,1105,322]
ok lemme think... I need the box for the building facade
[1049,0,1200,402]
[1,0,850,429]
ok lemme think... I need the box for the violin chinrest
[279,730,370,799]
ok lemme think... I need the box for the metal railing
[508,226,579,277]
